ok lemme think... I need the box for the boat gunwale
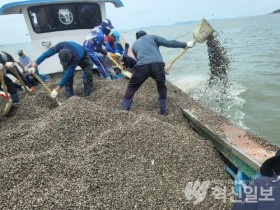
[0,0,124,15]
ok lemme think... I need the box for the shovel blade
[1,100,12,117]
[193,18,214,43]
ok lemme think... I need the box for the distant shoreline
[271,9,280,14]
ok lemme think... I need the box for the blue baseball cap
[101,19,114,30]
[59,49,71,66]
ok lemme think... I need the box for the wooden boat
[1,0,276,192]
[181,108,277,190]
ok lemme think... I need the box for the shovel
[0,71,12,116]
[165,18,214,74]
[108,54,132,79]
[29,69,62,106]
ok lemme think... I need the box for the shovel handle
[31,72,61,106]
[0,71,9,101]
[165,47,190,74]
[108,54,132,79]
[31,72,51,93]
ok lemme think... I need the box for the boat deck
[182,108,277,179]
[221,122,275,164]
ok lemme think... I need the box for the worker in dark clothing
[104,32,136,77]
[0,51,33,88]
[32,41,93,98]
[122,30,195,115]
[0,63,19,103]
[232,150,280,210]
[17,49,48,86]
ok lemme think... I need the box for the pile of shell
[0,74,233,209]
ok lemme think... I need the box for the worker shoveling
[165,18,214,74]
[7,65,35,95]
[0,67,12,116]
[108,53,132,78]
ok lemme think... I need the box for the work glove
[28,86,36,94]
[28,67,36,74]
[5,62,15,69]
[186,41,196,48]
[24,67,29,73]
[50,89,59,99]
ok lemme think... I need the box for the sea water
[0,14,279,145]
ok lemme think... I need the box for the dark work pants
[64,51,93,89]
[124,62,167,100]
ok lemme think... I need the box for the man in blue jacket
[32,41,93,98]
[122,30,195,115]
[232,150,280,210]
[83,19,114,80]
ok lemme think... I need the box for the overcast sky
[107,0,280,29]
[0,0,279,44]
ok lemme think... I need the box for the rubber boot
[83,84,92,96]
[122,98,133,111]
[82,74,92,96]
[65,86,74,98]
[83,79,92,96]
[105,76,112,81]
[10,94,19,104]
[159,99,168,116]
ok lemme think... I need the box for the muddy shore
[0,73,234,209]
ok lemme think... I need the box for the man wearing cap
[0,51,33,88]
[104,32,137,70]
[83,19,114,80]
[122,30,195,115]
[17,50,31,70]
[104,31,122,54]
[32,41,93,98]
[17,49,48,86]
[232,150,280,210]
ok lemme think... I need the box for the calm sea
[1,14,279,145]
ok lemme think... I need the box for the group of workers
[0,50,47,104]
[1,18,195,115]
[33,19,195,115]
